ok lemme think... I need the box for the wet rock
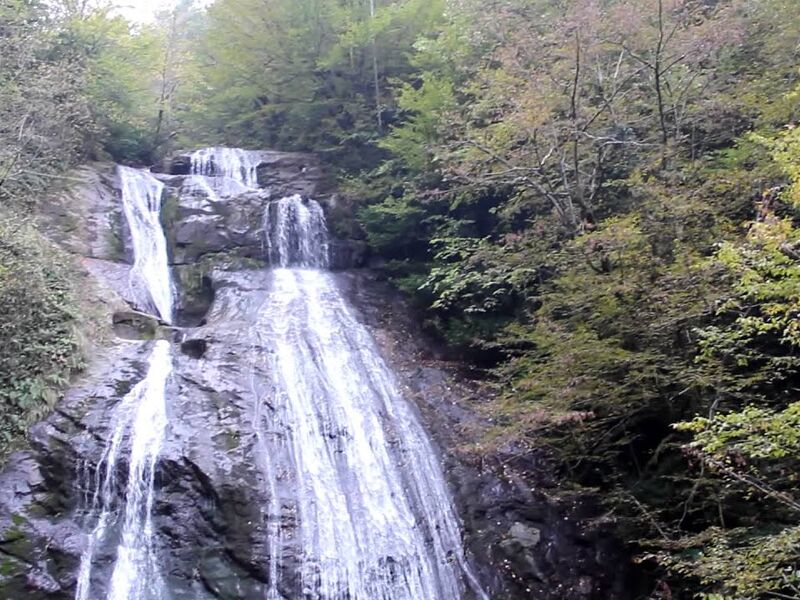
[80,257,137,310]
[254,152,329,197]
[173,213,230,260]
[173,268,215,326]
[162,154,192,175]
[328,238,369,269]
[578,575,595,595]
[180,338,207,358]
[0,344,149,599]
[162,183,267,265]
[112,310,160,339]
[506,522,542,549]
[27,569,60,594]
[38,164,125,262]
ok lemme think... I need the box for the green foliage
[380,75,455,172]
[58,12,162,162]
[655,95,800,598]
[0,0,94,207]
[679,403,800,461]
[648,526,800,599]
[4,0,800,596]
[423,236,538,314]
[358,196,428,258]
[0,216,83,454]
[171,0,445,168]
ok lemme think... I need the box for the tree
[0,0,94,205]
[611,0,743,158]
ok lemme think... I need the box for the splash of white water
[118,166,174,323]
[190,146,263,196]
[75,340,173,600]
[263,194,330,269]
[250,195,488,599]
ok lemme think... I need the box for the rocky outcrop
[158,180,268,265]
[0,149,629,600]
[0,343,147,599]
[156,150,330,199]
[154,150,367,270]
[37,163,125,263]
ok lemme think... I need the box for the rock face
[37,163,126,263]
[0,149,629,599]
[153,153,366,270]
[161,183,268,265]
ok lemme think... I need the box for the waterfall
[74,165,176,599]
[75,340,172,600]
[72,152,487,600]
[190,146,262,196]
[249,193,489,599]
[263,194,330,268]
[118,166,174,323]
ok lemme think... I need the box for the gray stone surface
[37,164,125,262]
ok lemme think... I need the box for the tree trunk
[369,0,382,130]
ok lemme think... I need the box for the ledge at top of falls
[150,147,367,271]
[152,147,333,199]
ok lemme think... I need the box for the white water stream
[254,186,488,598]
[118,166,174,323]
[76,166,175,599]
[190,146,263,197]
[75,340,172,600]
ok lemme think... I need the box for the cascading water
[75,165,175,599]
[75,340,172,600]
[190,146,263,197]
[252,191,489,598]
[118,166,174,323]
[263,194,330,268]
[78,152,485,600]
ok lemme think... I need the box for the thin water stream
[118,166,174,323]
[75,166,175,599]
[75,340,172,600]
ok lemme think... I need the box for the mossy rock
[112,310,160,339]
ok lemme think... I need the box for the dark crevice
[176,275,215,327]
[181,338,208,359]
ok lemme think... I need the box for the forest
[2,0,800,597]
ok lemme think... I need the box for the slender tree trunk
[154,10,178,153]
[654,0,668,147]
[571,31,583,228]
[369,0,382,129]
